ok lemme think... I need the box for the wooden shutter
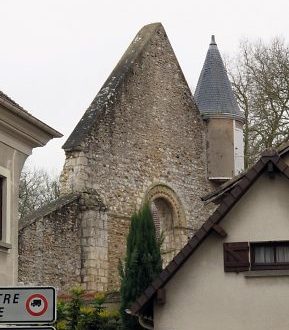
[223,242,249,272]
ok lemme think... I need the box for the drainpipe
[139,315,154,329]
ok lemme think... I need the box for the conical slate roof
[194,36,244,121]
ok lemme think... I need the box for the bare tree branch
[227,37,289,167]
[19,166,60,219]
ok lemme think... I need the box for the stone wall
[18,197,82,291]
[18,191,111,293]
[61,24,215,223]
[59,24,215,291]
[107,214,131,291]
[79,190,108,292]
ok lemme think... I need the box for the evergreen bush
[120,203,162,329]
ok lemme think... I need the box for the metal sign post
[0,287,56,324]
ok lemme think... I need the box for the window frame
[250,241,289,271]
[0,166,11,245]
[0,176,2,240]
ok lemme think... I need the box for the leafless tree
[228,37,289,168]
[19,166,60,219]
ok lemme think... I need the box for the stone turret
[195,35,245,182]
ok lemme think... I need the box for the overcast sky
[1,0,289,174]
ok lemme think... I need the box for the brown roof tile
[202,218,214,231]
[278,140,289,156]
[166,260,178,273]
[223,194,235,206]
[275,159,287,171]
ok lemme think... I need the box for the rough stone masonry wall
[79,190,109,292]
[107,214,131,290]
[60,26,215,291]
[18,200,82,291]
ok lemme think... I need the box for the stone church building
[19,23,244,293]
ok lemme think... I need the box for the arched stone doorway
[145,184,187,266]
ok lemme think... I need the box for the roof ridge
[63,22,164,151]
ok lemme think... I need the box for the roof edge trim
[62,22,164,151]
[201,112,245,123]
[0,97,62,138]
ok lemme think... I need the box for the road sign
[0,287,56,324]
[26,294,48,316]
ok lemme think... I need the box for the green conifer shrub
[120,203,162,329]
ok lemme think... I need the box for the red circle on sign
[26,294,48,316]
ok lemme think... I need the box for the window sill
[0,241,12,252]
[244,270,289,277]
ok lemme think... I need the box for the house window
[0,176,3,240]
[224,241,289,272]
[251,242,289,270]
[0,166,11,246]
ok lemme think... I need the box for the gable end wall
[59,26,216,291]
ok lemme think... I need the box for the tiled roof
[201,168,248,204]
[130,149,289,316]
[194,36,244,121]
[63,23,164,151]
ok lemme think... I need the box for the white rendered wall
[234,120,244,175]
[155,173,289,330]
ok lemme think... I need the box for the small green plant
[55,301,69,330]
[55,288,121,330]
[66,287,85,330]
[77,293,104,330]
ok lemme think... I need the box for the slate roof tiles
[194,36,244,121]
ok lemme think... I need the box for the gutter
[0,97,62,138]
[139,316,154,329]
[126,309,154,329]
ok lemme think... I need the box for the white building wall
[0,142,26,284]
[155,173,289,330]
[233,120,244,175]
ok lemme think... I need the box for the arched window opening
[151,198,182,266]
